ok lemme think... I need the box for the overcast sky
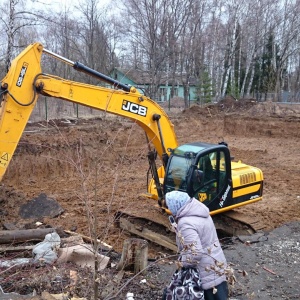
[28,0,111,12]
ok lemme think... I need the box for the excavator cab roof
[171,142,227,157]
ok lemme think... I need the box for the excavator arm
[0,43,265,250]
[0,42,178,182]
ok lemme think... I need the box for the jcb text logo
[122,100,147,117]
[16,62,29,87]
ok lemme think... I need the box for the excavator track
[222,211,266,232]
[115,201,178,252]
[117,214,177,252]
[116,204,266,252]
[212,211,266,237]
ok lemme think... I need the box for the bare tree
[272,0,300,101]
[38,0,111,83]
[219,1,243,97]
[2,0,300,105]
[176,0,207,107]
[0,0,40,72]
[203,1,226,100]
[72,0,110,82]
[117,0,171,99]
[168,2,195,82]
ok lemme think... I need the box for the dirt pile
[182,97,300,119]
[0,100,299,299]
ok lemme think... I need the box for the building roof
[111,68,197,86]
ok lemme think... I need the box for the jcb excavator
[0,43,264,251]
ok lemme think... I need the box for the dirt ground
[0,98,299,299]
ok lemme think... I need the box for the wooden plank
[0,245,34,253]
[0,228,57,244]
[119,218,177,252]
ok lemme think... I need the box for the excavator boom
[0,43,177,181]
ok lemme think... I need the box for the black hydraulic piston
[147,150,164,204]
[43,48,131,92]
[73,62,131,92]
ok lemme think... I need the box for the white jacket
[175,197,227,290]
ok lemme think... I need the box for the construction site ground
[0,98,299,299]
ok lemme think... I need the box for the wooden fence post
[116,238,148,274]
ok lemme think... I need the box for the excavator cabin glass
[164,143,231,211]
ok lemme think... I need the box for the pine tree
[196,71,214,104]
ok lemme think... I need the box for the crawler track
[116,208,267,252]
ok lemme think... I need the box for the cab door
[190,147,232,211]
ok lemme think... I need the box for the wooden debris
[0,245,34,253]
[69,270,78,290]
[262,266,276,275]
[60,235,84,247]
[117,238,148,274]
[119,217,177,252]
[0,228,57,244]
[101,270,125,299]
[63,230,112,251]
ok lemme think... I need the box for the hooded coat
[171,196,227,290]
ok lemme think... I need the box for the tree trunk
[246,63,255,96]
[5,0,16,72]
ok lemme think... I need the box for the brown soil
[0,98,300,299]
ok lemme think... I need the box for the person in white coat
[165,190,228,300]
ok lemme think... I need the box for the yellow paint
[0,152,10,168]
[210,197,263,215]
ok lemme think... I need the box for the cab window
[165,155,191,191]
[193,150,227,204]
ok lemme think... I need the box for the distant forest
[1,0,300,108]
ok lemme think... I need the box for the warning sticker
[198,192,207,202]
[0,152,10,168]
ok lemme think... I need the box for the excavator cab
[163,142,233,213]
[162,140,263,215]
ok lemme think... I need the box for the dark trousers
[204,281,228,300]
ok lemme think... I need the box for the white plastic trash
[126,292,134,300]
[32,231,61,264]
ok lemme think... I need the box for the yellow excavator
[0,43,264,250]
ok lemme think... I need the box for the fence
[29,96,108,123]
[29,93,300,123]
[249,91,300,103]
